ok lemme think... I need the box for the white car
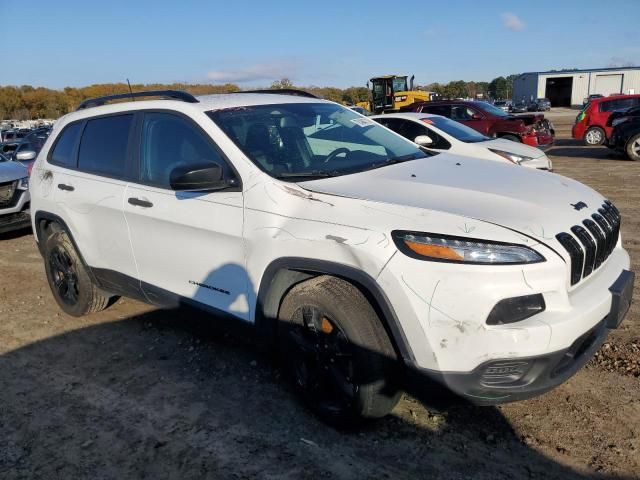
[29,90,633,425]
[0,151,31,234]
[372,112,552,170]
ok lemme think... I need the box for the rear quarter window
[49,122,83,167]
[78,114,133,178]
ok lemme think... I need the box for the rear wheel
[625,133,640,161]
[278,276,401,426]
[44,230,112,316]
[584,126,605,146]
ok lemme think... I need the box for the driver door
[123,111,249,320]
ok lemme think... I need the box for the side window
[78,115,132,177]
[422,105,452,117]
[374,118,404,135]
[451,106,475,121]
[397,120,429,142]
[140,112,226,188]
[422,126,451,150]
[50,123,83,167]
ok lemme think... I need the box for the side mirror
[414,135,433,146]
[169,163,230,191]
[15,150,36,161]
[471,113,482,120]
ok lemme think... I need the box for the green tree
[489,77,509,99]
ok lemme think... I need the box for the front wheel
[625,133,640,161]
[278,276,401,426]
[584,127,605,146]
[44,230,112,316]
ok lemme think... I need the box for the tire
[278,275,401,426]
[625,133,640,161]
[584,127,605,146]
[43,229,111,317]
[501,134,520,142]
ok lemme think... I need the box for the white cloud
[501,12,525,31]
[207,60,297,84]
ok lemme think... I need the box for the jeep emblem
[571,201,588,211]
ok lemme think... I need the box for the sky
[2,0,639,89]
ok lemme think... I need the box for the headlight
[611,117,628,127]
[488,148,536,165]
[392,231,545,264]
[394,95,407,102]
[18,176,29,189]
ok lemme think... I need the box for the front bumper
[404,269,634,405]
[0,186,31,234]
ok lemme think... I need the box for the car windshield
[208,103,428,180]
[425,116,491,143]
[474,102,509,117]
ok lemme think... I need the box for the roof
[57,92,330,127]
[520,66,640,77]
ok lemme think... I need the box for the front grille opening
[556,201,621,286]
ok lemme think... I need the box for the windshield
[475,102,510,117]
[208,103,428,180]
[392,77,408,92]
[425,116,490,143]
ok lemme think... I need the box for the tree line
[0,75,519,120]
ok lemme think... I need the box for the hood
[481,138,546,159]
[0,161,28,183]
[299,153,604,244]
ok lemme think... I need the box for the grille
[556,201,621,286]
[0,180,17,208]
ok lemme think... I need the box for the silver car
[0,151,32,234]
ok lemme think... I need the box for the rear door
[123,111,248,319]
[51,113,139,292]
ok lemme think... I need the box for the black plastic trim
[238,89,318,99]
[77,90,199,110]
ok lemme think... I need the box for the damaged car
[0,151,32,234]
[403,100,555,148]
[29,90,633,426]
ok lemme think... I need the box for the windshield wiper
[362,153,425,172]
[274,170,340,179]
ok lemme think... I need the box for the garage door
[594,74,623,96]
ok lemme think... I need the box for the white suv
[30,90,634,425]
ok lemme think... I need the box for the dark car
[510,101,529,113]
[608,109,640,160]
[402,100,555,147]
[528,98,551,112]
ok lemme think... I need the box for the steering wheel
[323,147,350,164]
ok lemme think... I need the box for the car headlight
[394,95,407,102]
[392,231,545,264]
[18,176,29,189]
[488,148,536,165]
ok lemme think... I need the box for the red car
[572,94,640,145]
[402,100,555,148]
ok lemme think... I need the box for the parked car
[0,151,32,234]
[572,94,640,145]
[493,100,512,112]
[0,141,21,159]
[510,101,529,113]
[372,112,552,170]
[30,89,633,425]
[583,94,603,106]
[608,109,640,160]
[529,98,551,112]
[403,100,555,147]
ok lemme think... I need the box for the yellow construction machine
[356,75,439,114]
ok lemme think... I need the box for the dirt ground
[1,118,638,479]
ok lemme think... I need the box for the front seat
[245,123,277,171]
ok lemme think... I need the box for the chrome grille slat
[556,201,621,286]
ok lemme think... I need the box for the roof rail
[76,90,199,110]
[238,89,318,99]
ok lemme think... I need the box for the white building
[512,67,640,107]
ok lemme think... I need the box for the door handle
[57,184,74,191]
[128,197,153,208]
